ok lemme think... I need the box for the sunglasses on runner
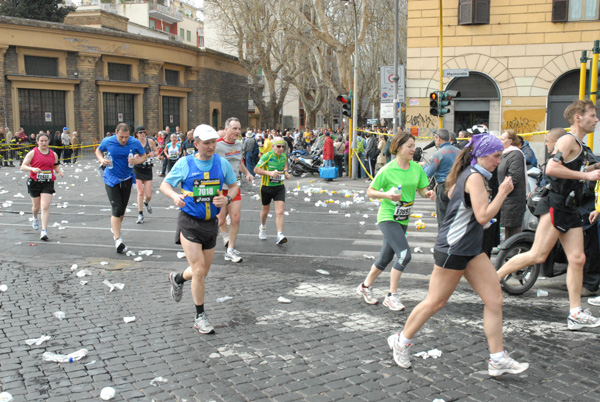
[274,145,284,148]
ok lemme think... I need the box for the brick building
[406,0,600,147]
[0,13,247,142]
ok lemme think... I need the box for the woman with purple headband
[387,134,530,376]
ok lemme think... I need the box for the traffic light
[430,90,461,116]
[429,92,440,116]
[337,94,352,118]
[438,90,461,117]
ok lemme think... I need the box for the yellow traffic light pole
[579,51,588,101]
[589,41,599,149]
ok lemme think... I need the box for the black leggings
[374,221,411,272]
[105,178,133,217]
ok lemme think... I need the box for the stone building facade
[0,13,247,143]
[406,0,600,147]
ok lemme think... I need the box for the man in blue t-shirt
[161,124,238,335]
[95,123,147,253]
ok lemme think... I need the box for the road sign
[380,103,395,119]
[367,119,378,125]
[380,65,405,103]
[44,112,52,122]
[443,68,469,78]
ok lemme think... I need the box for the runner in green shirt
[356,131,434,311]
[254,137,290,244]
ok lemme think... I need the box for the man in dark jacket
[243,131,258,176]
[422,129,460,226]
[365,133,379,178]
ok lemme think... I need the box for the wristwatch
[226,195,232,205]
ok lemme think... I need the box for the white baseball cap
[193,124,219,141]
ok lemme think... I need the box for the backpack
[367,138,380,159]
[356,137,364,154]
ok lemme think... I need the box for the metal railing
[149,3,183,21]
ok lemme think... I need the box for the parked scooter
[494,168,568,295]
[289,150,322,177]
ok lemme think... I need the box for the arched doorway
[446,72,500,133]
[547,70,587,130]
[211,109,220,130]
[548,69,600,149]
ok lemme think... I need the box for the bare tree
[205,0,300,129]
[205,0,407,128]
[356,0,407,122]
[284,0,407,125]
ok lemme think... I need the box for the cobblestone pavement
[2,254,600,402]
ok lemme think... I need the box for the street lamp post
[342,0,359,180]
[392,0,399,134]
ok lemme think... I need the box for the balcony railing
[150,27,183,42]
[149,3,183,23]
[77,0,118,14]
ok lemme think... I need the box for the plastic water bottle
[394,185,402,203]
[128,150,134,168]
[483,218,497,229]
[106,152,113,169]
[42,348,88,363]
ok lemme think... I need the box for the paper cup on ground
[100,387,115,400]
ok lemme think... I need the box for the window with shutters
[458,0,490,25]
[569,0,599,20]
[553,0,600,21]
[24,56,59,77]
[165,69,179,86]
[108,62,131,81]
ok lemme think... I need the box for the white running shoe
[588,296,600,306]
[259,225,267,240]
[488,352,529,376]
[276,233,287,245]
[356,284,378,305]
[40,229,49,241]
[194,312,215,334]
[32,218,39,230]
[115,238,126,253]
[567,308,600,330]
[146,203,153,214]
[168,272,183,303]
[224,249,243,263]
[388,333,411,368]
[136,214,144,224]
[383,293,406,311]
[221,233,229,248]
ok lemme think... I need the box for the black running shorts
[105,179,133,217]
[175,211,218,249]
[535,197,583,233]
[260,184,285,206]
[434,250,478,271]
[27,178,55,198]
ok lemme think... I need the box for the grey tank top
[133,140,152,171]
[434,166,488,256]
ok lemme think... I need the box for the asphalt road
[0,158,440,276]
